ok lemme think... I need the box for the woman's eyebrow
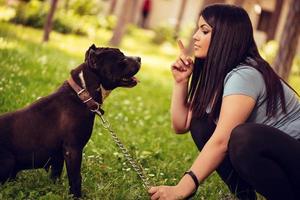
[200,24,210,29]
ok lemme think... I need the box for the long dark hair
[188,4,290,119]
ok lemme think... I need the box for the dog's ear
[85,44,97,68]
[89,44,96,50]
[85,44,96,61]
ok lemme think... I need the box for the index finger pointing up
[177,39,186,54]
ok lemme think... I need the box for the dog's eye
[118,59,127,66]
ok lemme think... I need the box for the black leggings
[190,116,300,200]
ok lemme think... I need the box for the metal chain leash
[93,109,153,190]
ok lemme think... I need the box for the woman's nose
[193,29,200,41]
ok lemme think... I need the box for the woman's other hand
[148,186,185,200]
[171,40,194,84]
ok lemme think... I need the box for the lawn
[0,22,299,200]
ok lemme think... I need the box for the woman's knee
[228,123,259,163]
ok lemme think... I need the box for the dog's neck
[99,85,111,101]
[78,70,111,101]
[78,71,86,89]
[70,63,111,103]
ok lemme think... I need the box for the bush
[10,0,46,28]
[9,0,105,36]
[0,6,16,22]
[151,25,175,45]
[53,11,86,35]
[68,0,103,16]
[260,40,278,64]
[260,40,300,75]
[98,15,117,30]
[292,55,300,75]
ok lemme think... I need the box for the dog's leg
[0,149,16,184]
[63,145,83,198]
[50,154,64,181]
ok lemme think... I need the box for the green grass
[0,22,299,200]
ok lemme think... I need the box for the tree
[109,0,135,46]
[266,0,283,41]
[273,0,300,80]
[174,0,188,39]
[108,0,118,15]
[43,0,58,42]
[129,0,142,24]
[234,0,245,6]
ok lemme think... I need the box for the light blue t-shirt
[223,65,300,139]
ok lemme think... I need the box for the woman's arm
[176,94,256,196]
[149,94,256,199]
[171,81,193,134]
[170,40,194,134]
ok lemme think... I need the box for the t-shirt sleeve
[223,67,265,101]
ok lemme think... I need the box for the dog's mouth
[119,57,141,88]
[120,73,139,88]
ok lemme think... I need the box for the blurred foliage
[260,40,278,64]
[152,24,175,45]
[68,0,103,16]
[53,11,95,35]
[10,0,47,28]
[1,0,113,36]
[0,0,299,74]
[98,14,117,31]
[260,40,300,75]
[0,6,16,21]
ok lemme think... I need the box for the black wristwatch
[183,170,200,199]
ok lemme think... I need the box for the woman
[148,3,300,200]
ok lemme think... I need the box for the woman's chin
[193,50,207,58]
[194,53,206,59]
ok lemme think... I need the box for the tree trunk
[109,0,134,46]
[43,0,58,42]
[64,0,70,11]
[273,0,300,80]
[108,0,118,15]
[129,0,142,24]
[234,0,245,7]
[266,0,283,41]
[174,0,188,39]
[187,0,224,55]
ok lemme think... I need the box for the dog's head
[85,44,141,90]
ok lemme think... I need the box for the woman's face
[193,16,212,58]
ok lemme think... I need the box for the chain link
[94,109,153,190]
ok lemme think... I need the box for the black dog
[0,44,141,198]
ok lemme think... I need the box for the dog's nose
[136,57,141,63]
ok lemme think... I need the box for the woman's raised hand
[171,40,194,84]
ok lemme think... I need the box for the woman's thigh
[228,123,300,197]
